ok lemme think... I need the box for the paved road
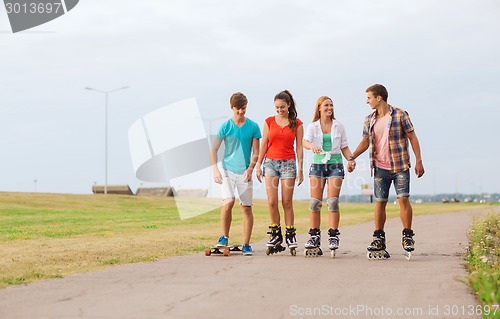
[0,210,488,319]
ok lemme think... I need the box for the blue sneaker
[242,244,253,255]
[216,235,228,247]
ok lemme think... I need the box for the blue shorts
[309,163,344,179]
[263,159,296,179]
[374,167,410,202]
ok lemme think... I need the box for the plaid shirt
[362,105,414,173]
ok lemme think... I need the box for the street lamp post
[85,86,129,194]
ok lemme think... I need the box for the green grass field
[0,192,493,289]
[467,213,499,318]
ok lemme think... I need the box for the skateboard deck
[205,244,242,256]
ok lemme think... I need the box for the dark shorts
[309,163,345,179]
[374,167,410,202]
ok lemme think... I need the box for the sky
[1,0,499,200]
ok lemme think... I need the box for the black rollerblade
[304,228,322,257]
[328,228,340,259]
[402,228,415,260]
[266,225,286,255]
[367,229,390,260]
[285,226,298,256]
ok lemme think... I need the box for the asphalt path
[0,209,490,319]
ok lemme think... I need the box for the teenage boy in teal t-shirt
[210,92,261,255]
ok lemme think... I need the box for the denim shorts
[263,159,296,179]
[374,167,410,202]
[309,163,345,179]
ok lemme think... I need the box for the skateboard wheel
[205,249,211,256]
[223,247,230,256]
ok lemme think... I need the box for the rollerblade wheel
[304,249,314,257]
[367,251,372,260]
[304,248,320,257]
[223,248,230,256]
[205,249,211,256]
[404,251,412,261]
[330,250,336,259]
[290,247,296,256]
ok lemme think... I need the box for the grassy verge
[0,192,490,289]
[467,211,500,318]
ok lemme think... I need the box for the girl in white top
[302,96,355,257]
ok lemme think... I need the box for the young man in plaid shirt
[350,84,424,259]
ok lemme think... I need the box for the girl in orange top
[256,90,304,255]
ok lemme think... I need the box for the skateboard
[205,244,242,256]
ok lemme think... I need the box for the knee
[398,196,411,206]
[327,197,339,212]
[309,198,322,212]
[241,205,253,215]
[223,199,235,210]
[282,198,293,210]
[268,199,279,210]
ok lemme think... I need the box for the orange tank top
[265,116,302,160]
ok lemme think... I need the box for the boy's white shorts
[221,169,253,206]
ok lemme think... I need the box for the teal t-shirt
[217,118,262,174]
[312,133,342,164]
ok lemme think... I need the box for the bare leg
[241,205,254,245]
[281,178,296,226]
[327,177,342,229]
[309,177,326,229]
[221,198,234,237]
[265,176,280,225]
[398,196,413,229]
[374,201,387,230]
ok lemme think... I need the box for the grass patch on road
[467,212,500,318]
[0,192,489,289]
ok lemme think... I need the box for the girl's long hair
[312,96,335,122]
[274,90,298,132]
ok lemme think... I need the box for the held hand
[213,169,223,184]
[347,160,356,173]
[415,161,425,178]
